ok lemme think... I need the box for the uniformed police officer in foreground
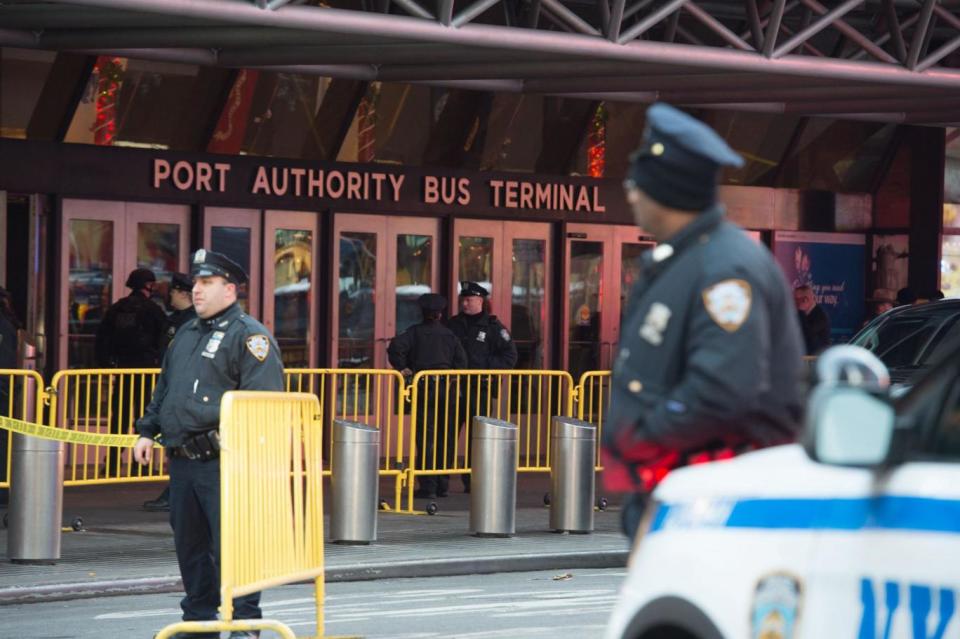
[133,250,283,639]
[446,282,518,492]
[96,267,169,474]
[603,104,804,538]
[388,293,467,499]
[143,272,198,512]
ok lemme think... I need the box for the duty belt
[169,430,221,461]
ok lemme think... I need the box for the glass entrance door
[332,214,440,369]
[59,200,190,369]
[563,224,654,379]
[452,220,552,369]
[203,208,261,317]
[264,210,319,368]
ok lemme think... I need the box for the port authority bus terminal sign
[0,139,630,223]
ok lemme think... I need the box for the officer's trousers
[168,455,261,622]
[415,377,457,493]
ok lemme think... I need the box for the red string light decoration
[587,103,607,178]
[92,56,123,146]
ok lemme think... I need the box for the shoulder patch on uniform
[702,279,752,332]
[245,334,270,362]
[500,328,510,342]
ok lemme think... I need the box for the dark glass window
[0,48,56,139]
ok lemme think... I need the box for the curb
[0,550,628,605]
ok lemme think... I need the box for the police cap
[418,293,447,312]
[125,268,156,290]
[626,103,744,212]
[459,281,489,298]
[191,249,248,285]
[170,272,193,293]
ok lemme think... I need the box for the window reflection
[211,226,252,312]
[620,243,648,325]
[274,229,312,368]
[339,233,377,369]
[459,236,493,296]
[511,239,545,369]
[137,223,178,309]
[396,234,432,335]
[568,241,602,381]
[68,220,113,368]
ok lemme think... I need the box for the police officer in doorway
[602,104,804,537]
[143,272,198,513]
[96,268,169,474]
[388,293,467,499]
[446,281,518,492]
[133,250,283,639]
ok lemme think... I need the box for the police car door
[803,360,960,639]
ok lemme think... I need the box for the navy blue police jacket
[136,302,284,447]
[446,313,518,370]
[604,207,804,491]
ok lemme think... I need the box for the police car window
[930,375,960,459]
[852,315,942,369]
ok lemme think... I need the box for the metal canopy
[2,0,960,124]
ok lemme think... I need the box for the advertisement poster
[774,231,866,342]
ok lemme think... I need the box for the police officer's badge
[246,334,270,361]
[193,248,206,264]
[702,279,752,332]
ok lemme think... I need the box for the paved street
[1,568,624,638]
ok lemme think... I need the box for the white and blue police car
[604,345,960,639]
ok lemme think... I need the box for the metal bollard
[549,417,596,534]
[330,419,380,545]
[470,416,517,538]
[8,369,63,564]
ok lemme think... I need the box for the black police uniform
[446,282,518,491]
[388,293,467,498]
[96,269,169,473]
[603,104,804,524]
[137,251,283,629]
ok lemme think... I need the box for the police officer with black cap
[134,249,283,639]
[143,272,199,512]
[388,293,467,499]
[602,104,804,537]
[446,281,518,492]
[95,267,170,474]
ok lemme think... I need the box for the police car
[604,344,960,639]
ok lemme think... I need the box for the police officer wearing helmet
[143,272,198,513]
[388,293,467,499]
[446,281,518,492]
[134,250,283,639]
[603,104,804,537]
[95,267,169,474]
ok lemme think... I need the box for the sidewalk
[0,475,628,605]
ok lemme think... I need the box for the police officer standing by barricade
[446,282,518,493]
[133,250,283,639]
[143,272,197,512]
[388,293,466,499]
[602,104,804,538]
[95,268,169,474]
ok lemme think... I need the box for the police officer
[603,104,804,537]
[446,281,517,492]
[96,268,169,474]
[133,250,283,639]
[388,293,467,499]
[143,272,198,512]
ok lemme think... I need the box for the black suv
[850,299,960,385]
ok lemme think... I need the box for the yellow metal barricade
[0,369,45,490]
[405,369,574,511]
[156,391,326,639]
[285,368,407,508]
[576,370,611,470]
[48,368,165,486]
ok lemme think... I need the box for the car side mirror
[805,384,896,467]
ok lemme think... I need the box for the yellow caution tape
[0,414,159,448]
